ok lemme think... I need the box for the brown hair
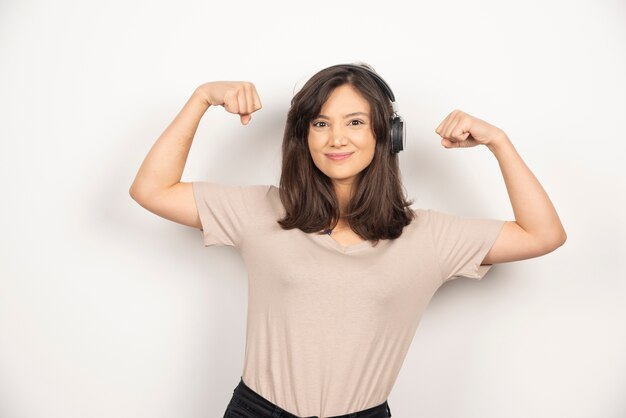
[277,64,415,246]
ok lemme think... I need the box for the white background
[1,0,625,417]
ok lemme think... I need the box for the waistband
[231,377,392,418]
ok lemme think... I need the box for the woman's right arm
[129,82,262,228]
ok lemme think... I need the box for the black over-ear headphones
[326,63,405,154]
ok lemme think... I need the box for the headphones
[326,63,405,154]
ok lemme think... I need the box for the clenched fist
[195,81,262,125]
[435,110,507,149]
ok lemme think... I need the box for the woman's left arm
[435,110,567,264]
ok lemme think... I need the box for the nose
[330,125,348,147]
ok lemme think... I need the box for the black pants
[223,377,392,418]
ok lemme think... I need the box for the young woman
[129,63,566,418]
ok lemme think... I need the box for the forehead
[319,84,370,114]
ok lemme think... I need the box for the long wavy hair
[277,64,415,246]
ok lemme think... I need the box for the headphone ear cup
[390,116,404,154]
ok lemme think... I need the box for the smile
[325,152,354,161]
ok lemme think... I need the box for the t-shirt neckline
[318,232,377,253]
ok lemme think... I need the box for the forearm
[129,89,208,198]
[488,134,567,246]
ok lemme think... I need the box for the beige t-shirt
[192,181,505,418]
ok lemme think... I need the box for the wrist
[486,131,511,154]
[192,86,214,108]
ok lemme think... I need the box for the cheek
[363,140,377,167]
[307,133,320,153]
[363,150,376,168]
[308,133,329,156]
[307,137,324,168]
[363,136,377,157]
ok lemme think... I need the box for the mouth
[325,152,354,161]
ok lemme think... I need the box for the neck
[333,182,353,215]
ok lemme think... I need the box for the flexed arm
[435,110,566,264]
[129,82,262,228]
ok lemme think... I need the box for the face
[307,84,376,191]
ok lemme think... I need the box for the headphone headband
[325,63,397,104]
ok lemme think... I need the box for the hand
[435,109,507,149]
[195,81,262,125]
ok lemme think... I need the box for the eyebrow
[316,112,370,119]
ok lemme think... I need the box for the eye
[349,119,365,126]
[312,121,328,128]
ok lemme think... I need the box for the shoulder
[411,207,479,225]
[393,207,430,238]
[406,207,435,227]
[193,181,277,196]
[404,207,500,238]
[192,182,282,213]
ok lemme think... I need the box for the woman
[129,63,566,418]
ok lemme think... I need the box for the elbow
[129,185,140,202]
[129,179,152,203]
[539,227,567,255]
[553,222,567,248]
[557,228,567,247]
[129,183,148,203]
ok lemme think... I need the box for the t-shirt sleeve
[427,209,506,283]
[191,181,270,248]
